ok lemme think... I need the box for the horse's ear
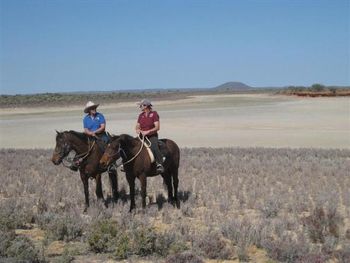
[55,130,60,135]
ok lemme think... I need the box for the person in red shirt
[136,99,164,173]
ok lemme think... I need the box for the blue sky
[0,0,349,95]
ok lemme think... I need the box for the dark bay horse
[51,131,118,211]
[100,134,180,211]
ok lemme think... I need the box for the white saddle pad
[145,143,155,163]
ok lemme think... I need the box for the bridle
[56,134,96,168]
[105,134,152,167]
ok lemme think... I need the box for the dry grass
[0,147,349,262]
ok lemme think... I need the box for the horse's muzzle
[99,161,108,170]
[51,154,62,165]
[99,156,110,169]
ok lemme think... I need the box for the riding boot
[147,135,164,173]
[70,158,80,171]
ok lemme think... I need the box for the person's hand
[136,129,141,135]
[91,132,97,137]
[141,130,150,136]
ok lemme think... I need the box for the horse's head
[100,136,121,169]
[51,131,72,165]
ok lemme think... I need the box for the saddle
[144,139,168,163]
[94,132,111,152]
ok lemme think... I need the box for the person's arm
[84,128,95,136]
[83,117,94,136]
[94,123,106,134]
[93,113,106,135]
[136,122,141,134]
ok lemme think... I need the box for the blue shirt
[83,112,106,132]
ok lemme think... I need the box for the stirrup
[70,158,81,172]
[70,164,79,171]
[108,164,117,172]
[120,164,125,172]
[156,163,164,173]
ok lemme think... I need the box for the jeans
[147,135,163,164]
[96,132,109,144]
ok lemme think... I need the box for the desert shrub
[130,226,157,256]
[5,236,40,262]
[180,203,195,217]
[334,245,350,263]
[1,148,349,261]
[192,231,235,259]
[261,232,310,263]
[345,229,350,240]
[296,253,329,263]
[113,233,130,260]
[259,197,282,218]
[222,218,263,260]
[37,212,83,242]
[310,83,326,92]
[165,251,204,263]
[52,247,75,263]
[154,231,188,257]
[0,227,16,256]
[87,219,119,253]
[0,200,34,230]
[303,206,342,244]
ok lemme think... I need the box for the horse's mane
[67,130,89,142]
[119,134,138,146]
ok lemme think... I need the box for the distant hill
[211,81,253,91]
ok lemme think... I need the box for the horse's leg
[127,174,136,211]
[172,169,180,208]
[164,173,174,205]
[95,173,106,206]
[80,172,89,212]
[139,174,147,209]
[108,170,119,202]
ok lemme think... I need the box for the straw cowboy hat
[84,101,99,113]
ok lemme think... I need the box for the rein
[121,134,151,166]
[62,137,96,168]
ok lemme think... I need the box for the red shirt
[137,111,159,136]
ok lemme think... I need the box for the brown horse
[51,131,118,211]
[100,134,180,211]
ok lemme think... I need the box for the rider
[83,101,109,143]
[70,101,108,171]
[136,99,164,173]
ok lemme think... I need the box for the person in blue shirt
[83,101,109,144]
[70,101,109,171]
[83,101,106,136]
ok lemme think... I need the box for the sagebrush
[0,147,349,262]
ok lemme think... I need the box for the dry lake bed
[0,93,349,149]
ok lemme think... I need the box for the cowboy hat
[137,98,152,107]
[84,101,99,113]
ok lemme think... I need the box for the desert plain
[1,93,350,262]
[0,93,349,149]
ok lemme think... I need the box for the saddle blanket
[144,143,155,163]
